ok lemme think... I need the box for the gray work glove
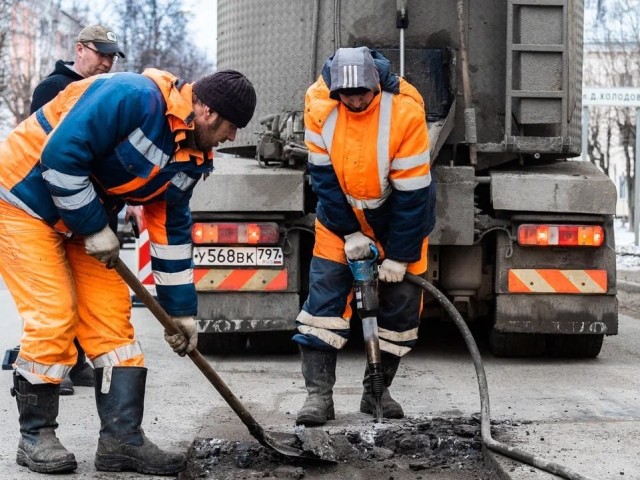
[378,259,408,283]
[164,316,198,356]
[84,225,120,268]
[344,232,375,260]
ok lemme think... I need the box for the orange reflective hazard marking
[194,268,288,291]
[508,269,607,294]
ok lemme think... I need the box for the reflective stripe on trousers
[294,256,425,356]
[0,200,143,384]
[294,222,427,356]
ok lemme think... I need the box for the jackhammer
[346,256,591,477]
[347,245,384,423]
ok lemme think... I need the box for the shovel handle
[114,258,268,443]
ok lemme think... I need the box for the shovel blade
[265,430,338,464]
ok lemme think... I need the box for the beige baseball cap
[77,25,125,58]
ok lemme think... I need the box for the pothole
[178,416,506,479]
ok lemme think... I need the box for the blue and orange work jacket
[304,70,435,265]
[0,68,212,316]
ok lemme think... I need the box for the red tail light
[192,222,280,245]
[517,224,604,247]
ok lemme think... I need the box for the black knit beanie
[193,69,257,128]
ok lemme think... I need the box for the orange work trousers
[0,200,143,384]
[312,219,428,321]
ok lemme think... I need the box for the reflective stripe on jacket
[304,75,433,263]
[0,68,212,316]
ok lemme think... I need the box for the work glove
[344,232,375,260]
[164,316,198,357]
[378,259,408,283]
[84,225,120,268]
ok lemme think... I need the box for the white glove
[378,259,408,283]
[344,232,375,260]
[164,316,198,356]
[84,225,120,268]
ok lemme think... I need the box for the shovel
[114,258,337,464]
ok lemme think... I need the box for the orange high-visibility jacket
[0,69,212,315]
[304,75,434,263]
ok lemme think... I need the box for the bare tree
[588,108,612,176]
[0,0,18,129]
[110,0,212,80]
[0,0,12,73]
[0,1,40,124]
[0,0,209,132]
[0,1,85,126]
[584,0,639,225]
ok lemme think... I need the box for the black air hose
[404,272,593,480]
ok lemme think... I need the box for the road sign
[583,87,640,107]
[581,86,640,245]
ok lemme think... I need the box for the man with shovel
[0,68,256,474]
[28,24,144,396]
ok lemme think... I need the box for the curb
[484,449,517,479]
[484,449,558,480]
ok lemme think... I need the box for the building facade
[0,0,82,137]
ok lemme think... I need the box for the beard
[346,104,367,112]
[194,116,224,152]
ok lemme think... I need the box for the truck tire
[545,334,604,358]
[197,333,248,355]
[248,332,298,354]
[489,330,546,357]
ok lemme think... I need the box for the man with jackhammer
[294,46,435,425]
[0,69,256,474]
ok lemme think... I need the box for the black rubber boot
[11,373,77,473]
[59,376,74,396]
[94,366,186,475]
[295,345,337,426]
[360,352,404,419]
[69,340,94,387]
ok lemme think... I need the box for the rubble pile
[179,416,497,479]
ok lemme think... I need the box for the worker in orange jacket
[294,47,435,425]
[28,24,145,396]
[0,68,256,475]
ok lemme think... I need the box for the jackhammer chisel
[348,245,384,422]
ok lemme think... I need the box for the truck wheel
[546,334,604,358]
[248,332,298,354]
[197,333,248,355]
[489,330,546,357]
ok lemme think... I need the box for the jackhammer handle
[113,258,268,441]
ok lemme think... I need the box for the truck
[189,0,617,358]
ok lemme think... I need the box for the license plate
[193,247,284,267]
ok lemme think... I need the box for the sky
[183,0,217,61]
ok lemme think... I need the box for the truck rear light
[192,222,280,245]
[517,224,604,247]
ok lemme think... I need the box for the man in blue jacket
[1,68,256,475]
[29,24,136,396]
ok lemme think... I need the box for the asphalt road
[1,257,639,479]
